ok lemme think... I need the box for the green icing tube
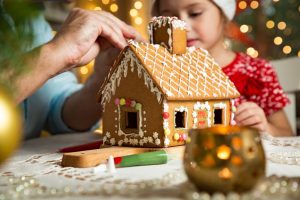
[114,150,168,168]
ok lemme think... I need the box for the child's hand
[234,102,270,132]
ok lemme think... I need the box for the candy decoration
[114,98,120,105]
[179,134,185,142]
[174,133,180,141]
[231,120,237,126]
[182,134,187,141]
[198,121,206,127]
[232,106,237,112]
[130,100,136,107]
[162,112,169,119]
[120,98,126,106]
[135,103,142,111]
[198,111,206,117]
[126,99,131,106]
[164,129,171,135]
[113,150,168,168]
[107,155,116,173]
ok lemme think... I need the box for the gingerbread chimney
[148,16,187,55]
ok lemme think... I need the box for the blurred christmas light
[298,51,300,58]
[134,1,143,10]
[135,17,143,25]
[250,1,259,9]
[110,3,118,12]
[266,20,275,29]
[240,24,249,33]
[246,47,259,58]
[277,21,286,30]
[273,0,280,2]
[238,1,247,10]
[130,9,138,17]
[94,6,102,11]
[80,67,89,75]
[283,45,292,54]
[102,0,110,5]
[274,36,283,45]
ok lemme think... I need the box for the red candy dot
[126,99,131,107]
[179,134,185,142]
[163,112,169,119]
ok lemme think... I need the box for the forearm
[267,123,294,137]
[13,43,63,104]
[62,73,103,131]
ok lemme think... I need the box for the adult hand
[49,8,137,74]
[92,28,145,87]
[234,102,270,132]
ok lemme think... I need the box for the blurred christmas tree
[230,0,300,60]
[0,0,38,89]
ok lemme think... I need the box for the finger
[235,102,257,115]
[238,115,261,127]
[78,42,101,66]
[96,18,127,49]
[127,26,147,42]
[96,13,125,40]
[235,108,255,122]
[99,11,136,39]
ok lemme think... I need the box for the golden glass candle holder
[184,126,266,193]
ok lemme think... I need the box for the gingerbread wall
[102,52,166,147]
[163,100,232,147]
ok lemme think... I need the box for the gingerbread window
[214,109,223,125]
[121,106,140,134]
[175,111,187,128]
[125,111,138,129]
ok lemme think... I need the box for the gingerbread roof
[99,40,239,107]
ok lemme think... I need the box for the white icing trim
[174,106,188,129]
[101,50,163,111]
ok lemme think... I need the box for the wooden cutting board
[61,146,185,168]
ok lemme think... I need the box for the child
[151,0,294,136]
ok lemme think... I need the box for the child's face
[158,0,225,52]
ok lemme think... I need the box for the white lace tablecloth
[0,133,300,200]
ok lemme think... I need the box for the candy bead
[173,133,180,141]
[163,112,169,119]
[120,98,126,106]
[131,100,136,107]
[135,103,142,110]
[126,99,131,106]
[164,129,171,135]
[114,98,120,105]
[232,106,237,112]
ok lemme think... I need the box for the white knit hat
[151,0,236,21]
[213,0,236,20]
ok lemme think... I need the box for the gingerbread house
[98,16,240,148]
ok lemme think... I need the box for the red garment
[222,52,289,116]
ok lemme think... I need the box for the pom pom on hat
[151,0,236,21]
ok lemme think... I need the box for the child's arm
[235,102,294,137]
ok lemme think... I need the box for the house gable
[101,49,166,147]
[100,47,165,111]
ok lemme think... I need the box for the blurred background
[43,0,300,81]
[44,0,300,134]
